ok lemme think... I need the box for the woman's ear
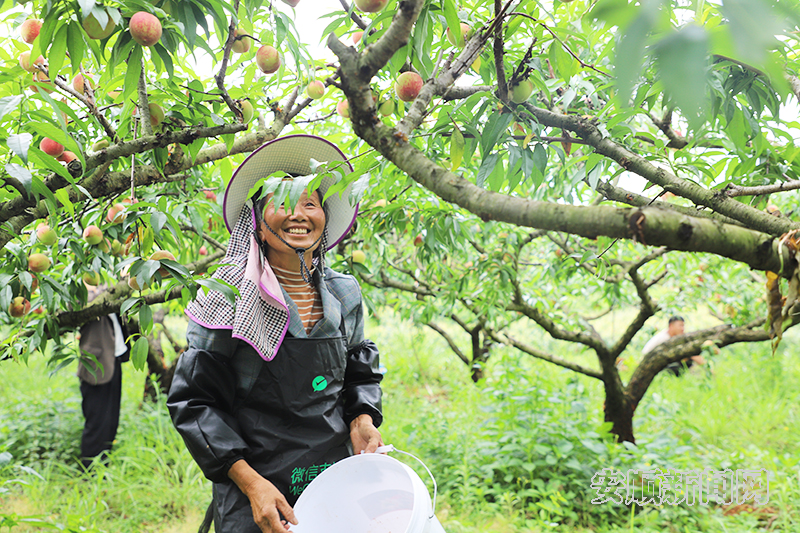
[256,221,268,242]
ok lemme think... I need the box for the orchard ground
[1,308,798,533]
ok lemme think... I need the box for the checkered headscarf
[185,203,290,361]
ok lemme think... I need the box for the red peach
[8,296,31,318]
[83,12,117,40]
[20,19,42,44]
[28,253,51,273]
[72,73,94,95]
[307,81,325,100]
[106,203,126,224]
[82,225,103,245]
[40,138,64,157]
[256,45,281,74]
[354,0,388,13]
[19,51,44,73]
[58,151,78,163]
[395,72,423,102]
[30,71,54,94]
[129,12,162,47]
[446,23,474,47]
[231,28,251,53]
[36,223,58,245]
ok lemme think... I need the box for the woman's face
[258,189,326,255]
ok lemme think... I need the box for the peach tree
[1,0,800,443]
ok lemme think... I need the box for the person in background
[77,284,130,470]
[641,316,705,376]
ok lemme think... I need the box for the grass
[1,314,798,532]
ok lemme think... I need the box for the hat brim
[222,135,357,250]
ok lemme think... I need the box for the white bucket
[290,447,445,533]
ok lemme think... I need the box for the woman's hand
[350,414,383,454]
[228,460,297,532]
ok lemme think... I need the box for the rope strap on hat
[261,222,324,284]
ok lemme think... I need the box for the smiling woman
[256,188,327,283]
[167,135,386,533]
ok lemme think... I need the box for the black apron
[211,328,352,532]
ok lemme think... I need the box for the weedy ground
[1,314,797,532]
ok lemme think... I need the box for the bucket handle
[371,444,438,519]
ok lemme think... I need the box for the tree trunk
[604,385,636,444]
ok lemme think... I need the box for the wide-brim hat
[222,134,357,250]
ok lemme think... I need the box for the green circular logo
[312,375,328,392]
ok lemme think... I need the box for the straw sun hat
[222,134,358,249]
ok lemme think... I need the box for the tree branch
[493,0,508,101]
[0,123,246,227]
[484,327,603,379]
[594,178,744,227]
[24,250,225,336]
[41,64,118,142]
[438,85,493,101]
[338,0,369,30]
[215,2,243,119]
[426,321,469,364]
[626,320,773,407]
[137,56,153,136]
[724,179,800,197]
[519,103,797,236]
[608,267,659,359]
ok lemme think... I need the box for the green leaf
[0,96,23,121]
[655,24,709,129]
[591,0,639,27]
[549,41,579,81]
[480,112,514,158]
[66,23,86,74]
[54,188,74,217]
[442,0,462,46]
[487,155,505,192]
[123,46,143,101]
[151,211,168,234]
[139,304,153,334]
[721,0,785,66]
[153,43,174,79]
[222,133,235,154]
[131,337,149,370]
[532,143,548,176]
[388,45,409,77]
[198,278,239,305]
[28,148,72,181]
[276,12,287,46]
[5,163,32,195]
[120,296,141,316]
[48,24,69,77]
[319,15,348,44]
[181,2,197,48]
[476,153,498,188]
[78,0,95,19]
[30,176,60,212]
[614,12,653,105]
[7,133,32,164]
[349,173,371,206]
[450,121,465,171]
